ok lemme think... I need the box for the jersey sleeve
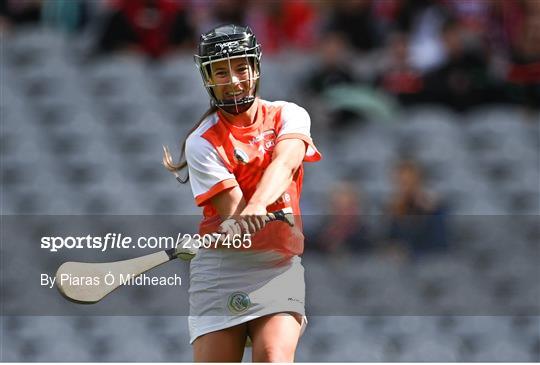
[276,102,322,162]
[185,134,238,206]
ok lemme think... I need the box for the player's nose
[230,74,241,85]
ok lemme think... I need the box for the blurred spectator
[305,32,356,95]
[423,18,494,111]
[325,0,380,53]
[370,0,403,35]
[442,0,492,35]
[310,182,373,254]
[0,0,88,34]
[376,31,425,106]
[302,32,400,126]
[41,0,89,33]
[189,0,247,40]
[505,0,540,110]
[0,0,43,29]
[211,0,247,25]
[1,0,534,110]
[95,0,194,59]
[248,0,319,54]
[397,0,449,72]
[386,160,448,258]
[485,0,525,56]
[302,32,360,127]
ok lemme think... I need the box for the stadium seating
[1,27,539,362]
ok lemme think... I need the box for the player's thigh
[192,323,248,362]
[248,312,302,362]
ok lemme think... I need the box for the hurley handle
[173,208,295,260]
[267,207,294,226]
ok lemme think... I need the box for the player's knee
[254,344,295,362]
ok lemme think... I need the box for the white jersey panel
[185,114,235,199]
[276,102,317,158]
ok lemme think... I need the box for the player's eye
[213,70,227,78]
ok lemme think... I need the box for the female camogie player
[163,24,321,362]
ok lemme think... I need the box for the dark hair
[162,105,218,183]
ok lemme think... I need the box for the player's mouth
[225,90,245,98]
[224,90,248,101]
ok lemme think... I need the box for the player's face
[208,58,256,103]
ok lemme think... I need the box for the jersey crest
[250,129,277,152]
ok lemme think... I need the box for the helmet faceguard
[194,25,262,115]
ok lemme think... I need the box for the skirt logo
[228,291,251,314]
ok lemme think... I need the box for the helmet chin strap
[217,97,255,115]
[219,102,252,115]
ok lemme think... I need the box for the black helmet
[194,24,262,114]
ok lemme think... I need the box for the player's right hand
[219,215,268,237]
[219,218,243,237]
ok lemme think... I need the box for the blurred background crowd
[1,0,539,110]
[1,0,539,362]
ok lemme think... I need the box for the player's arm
[210,137,306,232]
[186,135,247,219]
[241,102,321,218]
[211,186,246,217]
[242,138,306,215]
[211,187,264,236]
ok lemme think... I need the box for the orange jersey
[185,99,321,256]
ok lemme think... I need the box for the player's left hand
[219,218,243,237]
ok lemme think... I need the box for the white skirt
[188,249,307,344]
